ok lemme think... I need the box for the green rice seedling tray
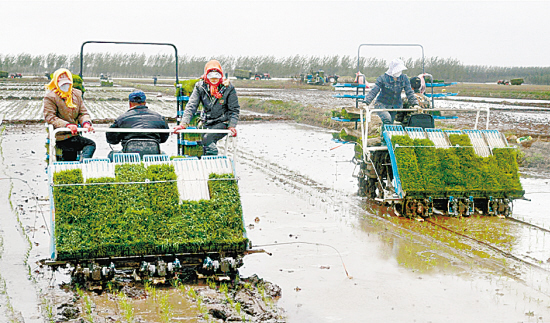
[386,131,524,199]
[51,164,246,261]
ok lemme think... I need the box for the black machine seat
[401,113,434,129]
[123,139,161,158]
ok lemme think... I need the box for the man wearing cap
[44,68,96,161]
[106,90,169,158]
[173,60,240,155]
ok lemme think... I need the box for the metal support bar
[48,126,234,165]
[79,41,179,83]
[79,41,180,154]
[357,43,425,74]
[360,106,492,156]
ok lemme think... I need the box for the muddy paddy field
[1,78,550,322]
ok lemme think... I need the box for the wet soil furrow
[236,147,351,210]
[426,218,550,275]
[507,216,550,234]
[237,142,525,279]
[364,206,532,279]
[0,128,42,321]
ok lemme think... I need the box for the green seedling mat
[53,164,247,260]
[391,134,524,199]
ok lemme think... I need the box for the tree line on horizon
[1,53,549,85]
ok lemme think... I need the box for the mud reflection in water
[238,121,550,322]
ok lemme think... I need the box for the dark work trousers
[202,122,228,156]
[56,135,96,161]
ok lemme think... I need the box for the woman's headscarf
[418,73,430,94]
[202,60,224,99]
[45,68,76,108]
[385,59,407,78]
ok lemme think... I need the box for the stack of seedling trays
[385,127,524,201]
[181,113,203,157]
[176,79,204,157]
[181,127,204,157]
[331,107,363,122]
[50,160,247,261]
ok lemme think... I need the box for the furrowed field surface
[0,81,177,121]
[3,121,550,322]
[3,79,550,321]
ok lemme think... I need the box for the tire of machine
[366,163,377,179]
[367,178,378,198]
[371,150,392,190]
[358,176,367,197]
[360,151,393,200]
[357,161,369,197]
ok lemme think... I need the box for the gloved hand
[67,124,78,135]
[412,105,423,113]
[173,124,187,134]
[83,122,95,133]
[228,127,237,137]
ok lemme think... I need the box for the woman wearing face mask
[363,59,419,127]
[174,60,240,156]
[44,68,96,162]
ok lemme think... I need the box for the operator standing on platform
[44,68,95,162]
[363,59,419,126]
[173,60,240,156]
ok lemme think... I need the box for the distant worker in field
[354,71,366,85]
[106,90,169,160]
[173,60,240,156]
[362,58,419,126]
[44,68,96,162]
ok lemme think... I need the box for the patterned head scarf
[202,60,224,99]
[45,68,76,108]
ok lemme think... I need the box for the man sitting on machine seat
[106,90,169,161]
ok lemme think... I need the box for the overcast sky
[1,0,549,67]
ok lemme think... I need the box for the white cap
[386,59,407,78]
[206,71,222,79]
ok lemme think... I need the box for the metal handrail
[79,41,179,83]
[357,43,425,74]
[360,106,491,157]
[48,126,235,165]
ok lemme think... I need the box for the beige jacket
[43,89,92,141]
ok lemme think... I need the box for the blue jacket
[106,105,169,145]
[181,80,240,128]
[364,74,419,107]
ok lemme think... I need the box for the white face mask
[393,71,402,78]
[59,84,71,92]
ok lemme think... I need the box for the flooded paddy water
[1,80,550,322]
